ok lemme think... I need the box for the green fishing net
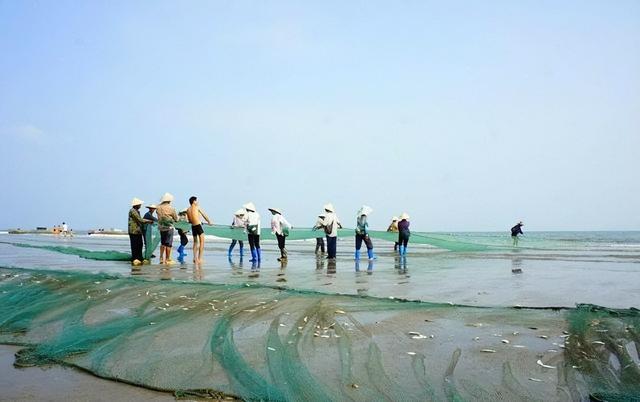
[1,267,637,401]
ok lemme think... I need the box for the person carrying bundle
[355,205,376,260]
[321,203,342,260]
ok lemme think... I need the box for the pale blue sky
[1,1,638,231]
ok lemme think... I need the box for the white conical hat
[160,192,174,203]
[357,205,373,216]
[323,203,335,212]
[243,202,256,212]
[400,212,410,220]
[131,197,144,206]
[391,216,399,221]
[268,207,282,215]
[145,204,157,209]
[234,209,246,216]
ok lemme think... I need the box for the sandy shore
[0,345,177,402]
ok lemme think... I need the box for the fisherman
[387,216,399,252]
[186,196,212,264]
[355,206,376,260]
[269,207,292,262]
[128,198,152,266]
[142,204,157,258]
[61,222,69,237]
[156,193,178,265]
[398,212,411,256]
[312,213,326,255]
[511,221,524,246]
[228,209,245,258]
[243,202,261,263]
[321,203,342,260]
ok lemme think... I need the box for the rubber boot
[250,249,257,262]
[399,245,405,256]
[355,249,361,260]
[257,248,262,262]
[177,245,185,263]
[367,249,376,260]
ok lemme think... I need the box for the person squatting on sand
[321,203,342,260]
[312,213,326,255]
[186,196,212,264]
[355,205,376,260]
[156,193,178,265]
[511,221,524,246]
[228,209,246,258]
[269,207,292,262]
[398,212,411,256]
[128,198,153,265]
[243,202,261,263]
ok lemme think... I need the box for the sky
[0,0,639,232]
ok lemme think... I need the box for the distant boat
[88,228,126,236]
[8,227,53,235]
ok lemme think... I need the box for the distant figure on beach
[387,216,399,252]
[321,203,342,260]
[142,205,157,257]
[228,209,245,258]
[355,206,376,260]
[186,196,212,264]
[511,221,524,246]
[243,202,261,263]
[176,227,189,264]
[61,222,69,237]
[398,213,411,256]
[156,193,178,265]
[270,208,292,262]
[312,213,326,255]
[128,198,152,266]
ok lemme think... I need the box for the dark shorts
[192,224,204,237]
[160,229,174,247]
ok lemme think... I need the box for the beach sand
[0,345,177,402]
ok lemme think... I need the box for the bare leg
[193,236,199,263]
[198,234,205,263]
[166,247,172,263]
[160,245,166,264]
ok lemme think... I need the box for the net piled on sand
[1,267,637,401]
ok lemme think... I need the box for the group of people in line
[127,194,412,266]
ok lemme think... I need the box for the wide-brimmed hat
[234,209,246,216]
[357,205,373,216]
[318,213,326,218]
[400,212,410,220]
[145,204,157,209]
[268,207,282,215]
[160,192,174,203]
[131,197,144,207]
[323,203,335,212]
[243,202,256,212]
[391,216,399,222]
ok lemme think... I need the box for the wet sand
[0,345,176,401]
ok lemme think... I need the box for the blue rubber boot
[355,249,361,260]
[399,245,405,256]
[367,249,376,260]
[257,248,262,262]
[402,245,408,256]
[250,249,257,262]
[177,245,185,263]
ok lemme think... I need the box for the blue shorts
[160,229,174,247]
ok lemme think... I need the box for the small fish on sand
[536,359,556,369]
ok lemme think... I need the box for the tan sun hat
[234,209,246,216]
[160,192,174,203]
[268,207,282,215]
[323,203,335,213]
[243,202,256,212]
[391,216,399,221]
[131,197,144,206]
[146,204,157,209]
[400,212,410,220]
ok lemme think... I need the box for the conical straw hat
[234,209,246,216]
[160,192,174,203]
[131,197,144,206]
[145,204,157,209]
[391,216,399,221]
[357,205,373,216]
[243,202,256,212]
[268,207,282,215]
[323,203,335,212]
[400,212,410,220]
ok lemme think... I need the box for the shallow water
[1,232,638,309]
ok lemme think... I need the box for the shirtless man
[186,196,212,263]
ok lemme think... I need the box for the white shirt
[243,211,261,234]
[271,214,291,236]
[62,224,68,231]
[322,212,341,237]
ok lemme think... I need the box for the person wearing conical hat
[128,198,152,266]
[242,202,262,263]
[398,212,411,256]
[269,207,292,262]
[142,204,158,259]
[511,221,524,247]
[320,203,342,260]
[355,205,376,261]
[387,216,400,252]
[312,213,326,255]
[156,193,178,264]
[228,209,246,259]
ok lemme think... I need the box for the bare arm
[199,208,212,225]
